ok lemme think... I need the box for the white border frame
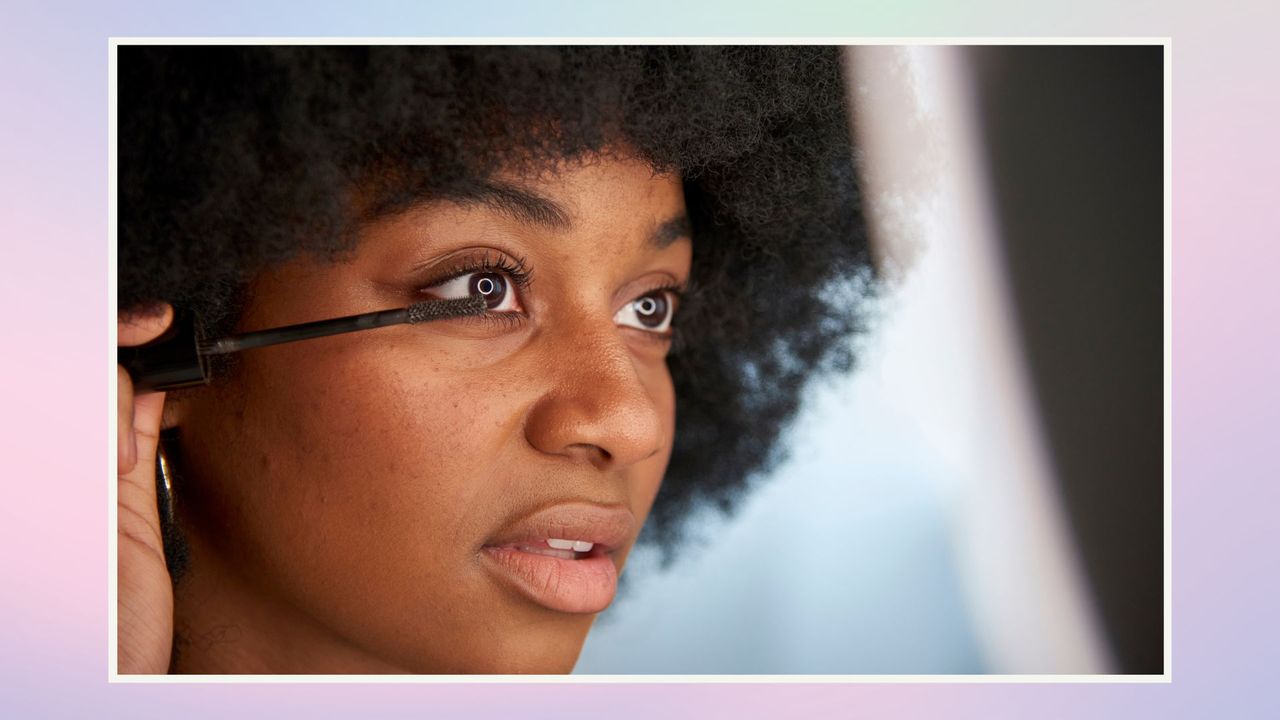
[108,36,1172,683]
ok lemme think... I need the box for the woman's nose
[523,325,666,471]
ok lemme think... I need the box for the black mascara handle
[117,309,209,394]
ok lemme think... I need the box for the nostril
[560,442,611,467]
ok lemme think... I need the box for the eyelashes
[419,250,534,297]
[614,283,683,335]
[419,251,530,317]
[416,249,684,338]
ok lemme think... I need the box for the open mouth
[480,502,635,614]
[497,538,607,561]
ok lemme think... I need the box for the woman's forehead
[494,155,687,238]
[357,155,690,263]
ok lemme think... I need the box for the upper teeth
[547,538,594,552]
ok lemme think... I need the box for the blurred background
[575,45,1164,675]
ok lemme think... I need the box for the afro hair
[118,45,877,560]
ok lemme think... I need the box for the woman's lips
[481,503,636,614]
[482,545,619,614]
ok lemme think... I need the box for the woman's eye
[424,272,522,312]
[614,291,675,333]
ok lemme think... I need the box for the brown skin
[117,305,176,674]
[117,152,692,673]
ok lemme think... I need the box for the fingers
[118,365,137,473]
[132,388,168,461]
[117,374,170,583]
[116,301,178,674]
[118,302,173,476]
[117,377,169,568]
[119,303,174,348]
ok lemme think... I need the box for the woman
[117,45,874,674]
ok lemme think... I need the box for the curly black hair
[118,45,876,561]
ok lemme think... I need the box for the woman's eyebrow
[651,215,692,249]
[440,180,572,230]
[437,179,690,249]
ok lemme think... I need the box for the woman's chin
[404,636,588,675]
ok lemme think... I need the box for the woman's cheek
[626,367,677,520]
[299,342,526,524]
[224,347,498,615]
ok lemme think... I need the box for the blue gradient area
[579,357,985,673]
[15,0,1017,37]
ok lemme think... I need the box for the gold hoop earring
[156,431,177,526]
[154,427,190,578]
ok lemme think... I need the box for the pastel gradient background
[1,0,1272,717]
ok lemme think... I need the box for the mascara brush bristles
[200,295,488,355]
[405,296,489,323]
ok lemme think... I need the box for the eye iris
[634,294,668,328]
[470,273,507,309]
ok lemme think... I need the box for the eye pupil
[634,294,668,328]
[470,273,507,309]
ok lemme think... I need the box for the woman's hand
[117,304,175,674]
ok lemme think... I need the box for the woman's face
[170,152,692,673]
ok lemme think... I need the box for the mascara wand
[119,296,489,394]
